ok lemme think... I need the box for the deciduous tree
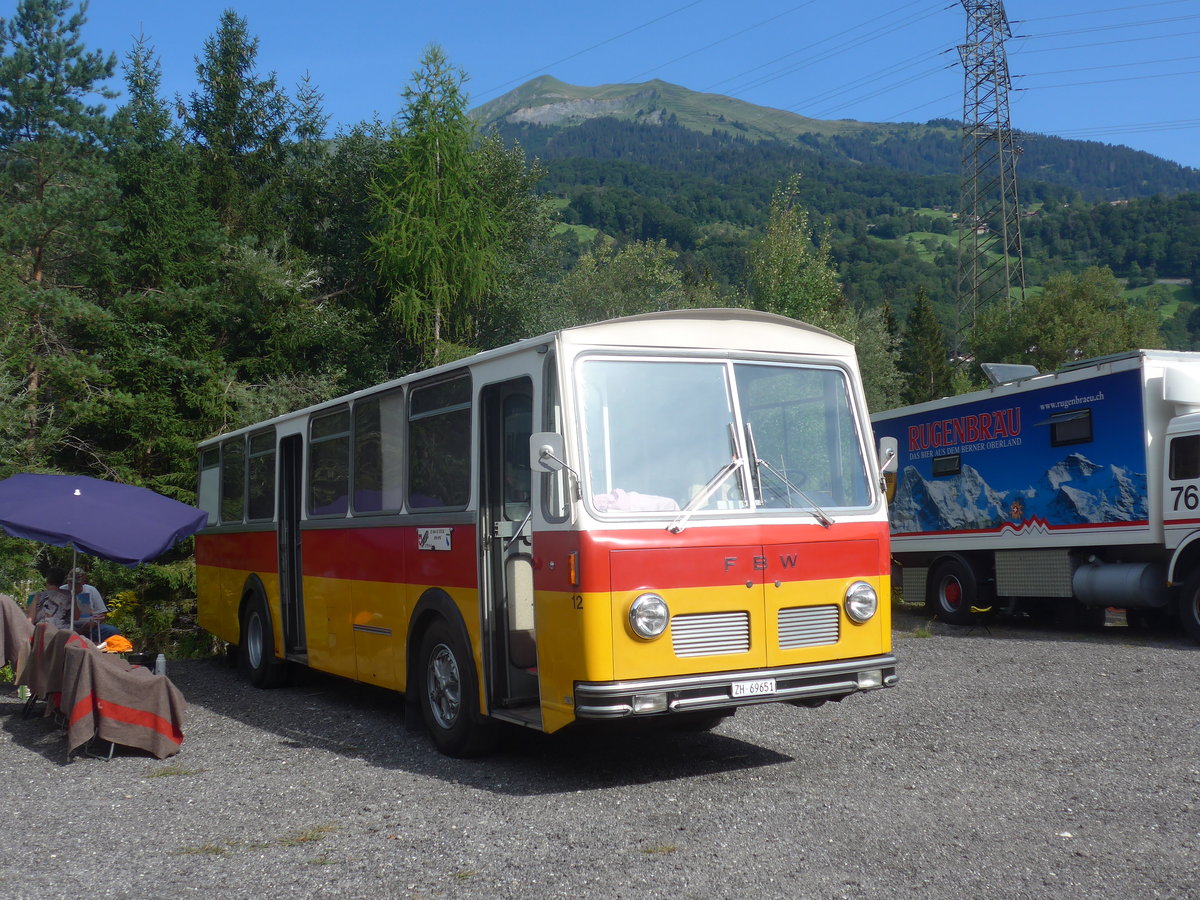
[971,267,1162,372]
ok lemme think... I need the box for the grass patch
[1123,281,1194,319]
[453,870,478,880]
[145,765,202,778]
[552,222,603,245]
[179,843,227,856]
[279,825,337,846]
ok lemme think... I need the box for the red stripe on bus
[534,522,889,593]
[195,531,277,572]
[302,526,478,589]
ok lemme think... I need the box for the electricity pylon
[956,0,1026,352]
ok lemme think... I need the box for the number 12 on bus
[195,310,898,756]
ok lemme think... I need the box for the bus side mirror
[531,432,566,473]
[878,436,898,474]
[878,436,898,504]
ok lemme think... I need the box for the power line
[1047,118,1200,139]
[701,0,943,95]
[474,0,708,102]
[1016,53,1200,79]
[1008,29,1200,56]
[1017,13,1200,41]
[1016,67,1200,91]
[1014,0,1196,24]
[622,1,822,83]
[728,2,949,97]
[809,61,953,120]
[785,43,950,113]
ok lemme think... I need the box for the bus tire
[1178,574,1200,644]
[928,558,982,626]
[417,619,497,758]
[240,593,287,688]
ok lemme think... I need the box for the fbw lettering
[724,554,800,571]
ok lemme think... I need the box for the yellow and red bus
[195,309,898,755]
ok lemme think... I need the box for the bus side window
[247,430,276,521]
[354,390,405,513]
[309,408,351,517]
[199,447,220,525]
[408,374,472,510]
[220,437,246,524]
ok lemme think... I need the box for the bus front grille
[778,605,840,649]
[670,611,750,658]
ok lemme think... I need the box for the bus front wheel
[417,619,497,758]
[239,594,287,688]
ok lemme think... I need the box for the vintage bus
[195,309,898,756]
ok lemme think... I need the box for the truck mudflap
[573,654,898,719]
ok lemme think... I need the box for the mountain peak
[471,77,869,142]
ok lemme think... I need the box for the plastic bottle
[154,653,166,676]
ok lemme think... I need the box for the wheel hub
[426,643,462,729]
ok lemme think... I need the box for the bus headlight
[844,581,878,623]
[629,593,670,639]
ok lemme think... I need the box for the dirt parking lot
[2,609,1198,899]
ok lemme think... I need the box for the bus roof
[199,309,852,449]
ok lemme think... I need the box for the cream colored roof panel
[558,308,854,359]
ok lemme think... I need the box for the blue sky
[17,0,1200,168]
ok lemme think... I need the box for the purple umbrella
[0,473,208,567]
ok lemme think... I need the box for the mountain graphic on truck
[891,451,1148,534]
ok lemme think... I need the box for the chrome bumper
[573,654,898,719]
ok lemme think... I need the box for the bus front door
[278,434,306,659]
[480,377,540,722]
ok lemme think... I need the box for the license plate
[731,678,776,698]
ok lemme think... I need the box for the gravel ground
[1,609,1198,900]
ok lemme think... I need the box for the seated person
[61,566,119,640]
[27,568,72,631]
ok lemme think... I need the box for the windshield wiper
[745,423,833,528]
[667,457,743,534]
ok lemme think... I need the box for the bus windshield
[578,358,871,517]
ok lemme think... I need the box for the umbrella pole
[69,545,77,633]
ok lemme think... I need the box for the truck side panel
[876,367,1150,552]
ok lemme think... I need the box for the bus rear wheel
[928,558,983,626]
[417,619,497,758]
[239,594,287,688]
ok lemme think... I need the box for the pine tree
[0,0,116,467]
[369,46,501,365]
[898,286,954,404]
[183,10,290,235]
[110,35,220,291]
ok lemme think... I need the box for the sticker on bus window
[417,527,452,551]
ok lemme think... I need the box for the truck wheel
[417,619,498,757]
[1178,575,1200,644]
[928,558,983,626]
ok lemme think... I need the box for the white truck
[871,350,1200,642]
